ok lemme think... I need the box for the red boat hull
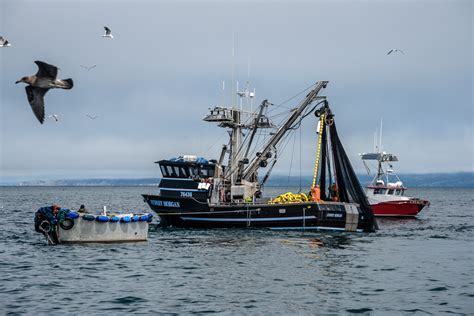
[371,199,430,217]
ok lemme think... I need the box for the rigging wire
[288,100,326,131]
[220,83,324,183]
[269,127,297,185]
[267,82,317,112]
[267,109,294,121]
[204,130,229,154]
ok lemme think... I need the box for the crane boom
[242,81,328,181]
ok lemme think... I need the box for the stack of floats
[34,206,153,244]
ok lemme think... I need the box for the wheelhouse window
[387,189,394,195]
[395,189,404,196]
[374,188,387,195]
[158,161,215,179]
[178,166,189,177]
[189,167,199,177]
[200,166,215,177]
[160,165,167,177]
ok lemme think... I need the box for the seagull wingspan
[387,48,405,55]
[48,115,59,121]
[35,61,58,79]
[80,64,96,71]
[26,86,49,124]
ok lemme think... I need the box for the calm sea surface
[0,186,472,315]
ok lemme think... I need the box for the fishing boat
[360,120,429,217]
[142,81,377,232]
[34,205,153,244]
[360,152,430,217]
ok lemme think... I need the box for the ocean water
[0,186,472,315]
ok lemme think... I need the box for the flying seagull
[48,114,59,122]
[80,64,97,71]
[387,48,405,55]
[102,26,114,38]
[15,61,74,124]
[86,114,99,120]
[0,36,11,47]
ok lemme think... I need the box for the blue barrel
[131,215,139,222]
[66,211,80,219]
[110,216,120,222]
[83,214,95,221]
[139,215,149,222]
[120,216,131,223]
[96,215,109,222]
[147,213,153,222]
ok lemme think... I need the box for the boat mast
[230,110,242,185]
[376,117,383,181]
[243,99,271,160]
[242,81,329,181]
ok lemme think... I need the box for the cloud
[1,0,472,181]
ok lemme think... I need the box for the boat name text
[150,200,181,208]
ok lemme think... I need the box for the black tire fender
[60,218,74,230]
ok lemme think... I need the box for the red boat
[360,152,430,217]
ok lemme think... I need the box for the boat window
[207,168,215,177]
[201,168,209,177]
[177,166,188,177]
[375,188,387,195]
[189,167,199,177]
[395,189,402,195]
[166,166,174,177]
[171,166,180,177]
[184,167,191,177]
[200,166,215,178]
[387,189,394,195]
[160,165,168,177]
[374,188,380,194]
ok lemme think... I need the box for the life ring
[39,220,51,233]
[60,218,74,230]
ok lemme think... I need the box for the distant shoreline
[1,172,472,188]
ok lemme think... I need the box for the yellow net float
[269,192,312,204]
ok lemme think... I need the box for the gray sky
[0,0,472,182]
